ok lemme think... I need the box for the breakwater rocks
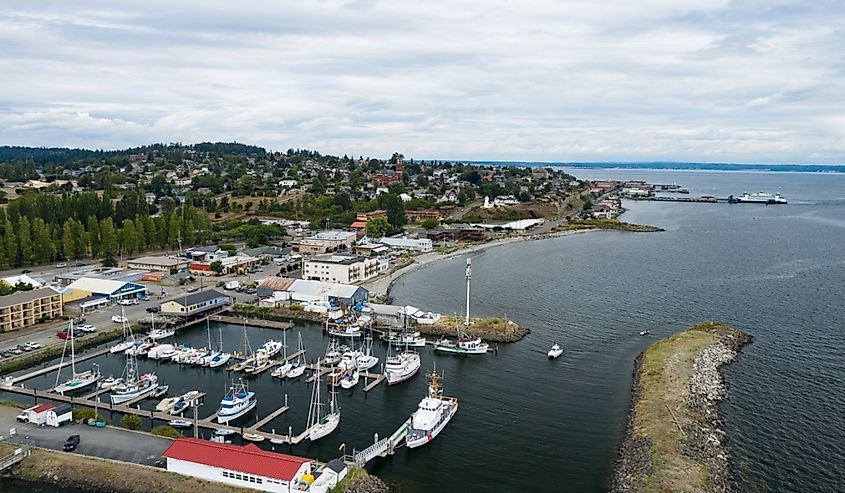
[424,316,529,343]
[342,473,394,493]
[610,322,752,493]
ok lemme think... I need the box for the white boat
[639,329,650,336]
[53,321,101,394]
[216,379,256,424]
[256,339,283,357]
[321,340,344,366]
[271,330,292,378]
[356,335,379,371]
[147,344,175,360]
[340,369,359,389]
[307,362,340,441]
[112,315,128,323]
[208,352,231,368]
[169,420,192,428]
[109,341,134,354]
[735,191,787,204]
[214,428,237,436]
[110,372,158,404]
[383,331,427,347]
[242,433,265,442]
[99,376,124,389]
[148,328,175,340]
[548,343,563,359]
[152,385,169,398]
[435,333,489,355]
[169,399,192,415]
[406,369,459,448]
[384,348,421,385]
[286,363,306,379]
[327,325,362,338]
[156,397,180,412]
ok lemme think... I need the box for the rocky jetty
[423,315,529,342]
[610,322,752,493]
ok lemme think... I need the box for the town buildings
[294,230,358,255]
[127,256,190,272]
[303,254,377,284]
[160,289,230,317]
[0,287,63,332]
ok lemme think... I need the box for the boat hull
[110,381,158,404]
[309,414,340,441]
[406,401,458,449]
[217,399,256,424]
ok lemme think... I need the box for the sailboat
[110,324,160,404]
[271,330,292,378]
[355,334,379,371]
[286,332,307,379]
[307,361,340,441]
[208,324,231,368]
[54,320,100,394]
[217,378,256,424]
[231,321,255,371]
[147,312,175,340]
[109,307,135,354]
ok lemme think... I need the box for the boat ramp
[352,417,411,465]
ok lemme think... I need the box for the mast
[464,258,471,326]
[70,319,77,377]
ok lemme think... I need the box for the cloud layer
[1,0,843,163]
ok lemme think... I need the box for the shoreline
[610,322,752,493]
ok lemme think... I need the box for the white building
[127,256,190,272]
[25,403,55,425]
[278,179,298,188]
[162,438,313,493]
[46,404,73,427]
[303,254,377,284]
[493,195,519,206]
[399,193,412,202]
[378,237,433,252]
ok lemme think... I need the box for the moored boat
[242,433,265,442]
[406,369,459,448]
[384,348,421,385]
[216,379,256,424]
[307,362,340,441]
[435,333,489,355]
[169,420,192,428]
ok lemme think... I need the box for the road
[0,262,278,357]
[0,406,172,466]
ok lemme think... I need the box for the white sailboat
[271,330,292,378]
[207,323,231,368]
[307,361,340,441]
[54,320,100,394]
[147,312,175,340]
[109,307,135,353]
[286,332,307,379]
[110,324,160,404]
[355,334,379,371]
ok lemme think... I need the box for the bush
[289,303,303,311]
[73,408,96,421]
[121,414,142,430]
[152,425,182,438]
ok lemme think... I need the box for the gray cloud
[0,0,843,163]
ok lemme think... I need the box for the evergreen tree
[4,219,18,266]
[100,217,116,258]
[87,215,101,257]
[18,216,32,265]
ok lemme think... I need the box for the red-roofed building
[162,438,313,492]
[348,220,367,231]
[26,403,55,425]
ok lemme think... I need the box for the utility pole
[464,258,471,326]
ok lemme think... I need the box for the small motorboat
[156,397,179,412]
[152,385,169,398]
[269,437,288,444]
[214,428,237,436]
[639,329,650,336]
[340,369,360,389]
[99,376,123,389]
[169,400,190,415]
[548,343,563,359]
[169,420,192,428]
[242,433,265,442]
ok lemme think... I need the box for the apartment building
[0,288,63,332]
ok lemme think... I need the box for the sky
[0,0,844,163]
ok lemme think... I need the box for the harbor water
[3,169,844,492]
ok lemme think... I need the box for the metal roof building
[62,278,147,303]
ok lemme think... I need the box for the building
[405,209,442,223]
[160,289,230,317]
[426,223,487,242]
[55,267,146,287]
[46,404,73,427]
[186,246,229,262]
[189,255,260,276]
[309,459,348,493]
[370,171,402,187]
[241,245,292,259]
[378,237,433,252]
[256,277,297,298]
[289,279,368,306]
[355,210,387,222]
[162,438,313,493]
[61,278,147,304]
[25,403,55,425]
[294,231,358,255]
[303,254,377,284]
[0,288,63,332]
[493,195,520,206]
[127,256,190,272]
[1,274,44,289]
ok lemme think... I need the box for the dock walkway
[8,347,111,385]
[208,315,293,330]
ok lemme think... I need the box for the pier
[208,315,294,330]
[7,347,111,385]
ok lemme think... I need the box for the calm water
[4,170,844,492]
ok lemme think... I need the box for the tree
[583,199,593,210]
[420,218,440,230]
[210,259,224,275]
[379,193,406,229]
[234,174,256,196]
[32,218,55,263]
[460,170,482,185]
[100,217,117,259]
[18,216,32,265]
[365,217,392,238]
[87,215,101,257]
[121,414,142,430]
[121,219,138,254]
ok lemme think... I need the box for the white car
[24,342,42,350]
[78,325,97,333]
[112,315,128,323]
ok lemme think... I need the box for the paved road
[0,407,172,466]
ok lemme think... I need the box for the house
[145,193,157,205]
[378,237,433,253]
[294,231,358,255]
[436,190,459,203]
[46,404,73,427]
[61,278,147,304]
[26,403,55,425]
[278,179,298,188]
[493,195,519,206]
[1,274,44,289]
[160,289,230,317]
[0,288,63,332]
[303,254,377,284]
[162,438,313,493]
[127,256,190,273]
[186,246,229,262]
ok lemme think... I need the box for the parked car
[17,344,33,352]
[25,342,42,350]
[245,288,257,294]
[75,262,86,267]
[15,411,29,422]
[215,281,226,287]
[63,435,80,451]
[146,306,161,313]
[9,347,23,355]
[186,286,199,293]
[20,269,32,274]
[56,263,67,268]
[0,350,11,358]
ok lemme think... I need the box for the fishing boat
[110,372,158,404]
[169,420,192,428]
[242,433,265,442]
[321,340,344,366]
[383,331,427,347]
[53,321,101,394]
[156,397,180,412]
[356,335,379,371]
[384,345,421,385]
[434,332,489,355]
[214,428,237,436]
[152,385,169,398]
[216,379,256,424]
[327,324,362,338]
[406,368,459,448]
[306,362,340,441]
[340,368,359,389]
[548,343,563,359]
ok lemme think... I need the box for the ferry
[735,192,787,204]
[406,370,458,448]
[216,380,256,424]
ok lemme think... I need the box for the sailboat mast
[465,258,471,326]
[69,319,77,376]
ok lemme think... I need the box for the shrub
[152,425,182,438]
[121,414,142,430]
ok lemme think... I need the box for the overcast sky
[1,1,843,163]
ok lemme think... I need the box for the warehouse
[160,289,230,317]
[162,438,313,492]
[61,278,147,304]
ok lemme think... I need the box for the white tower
[464,258,471,326]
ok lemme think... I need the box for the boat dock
[6,347,111,385]
[248,405,290,431]
[208,315,294,330]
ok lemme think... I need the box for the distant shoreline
[460,161,845,174]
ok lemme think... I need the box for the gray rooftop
[0,287,60,308]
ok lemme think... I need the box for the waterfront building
[0,287,63,332]
[189,255,260,276]
[260,278,367,306]
[127,255,190,272]
[378,237,433,252]
[162,438,313,493]
[55,267,146,287]
[46,404,72,427]
[24,403,55,425]
[426,223,487,242]
[160,289,230,317]
[61,278,147,304]
[303,254,377,284]
[256,277,297,298]
[294,230,358,254]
